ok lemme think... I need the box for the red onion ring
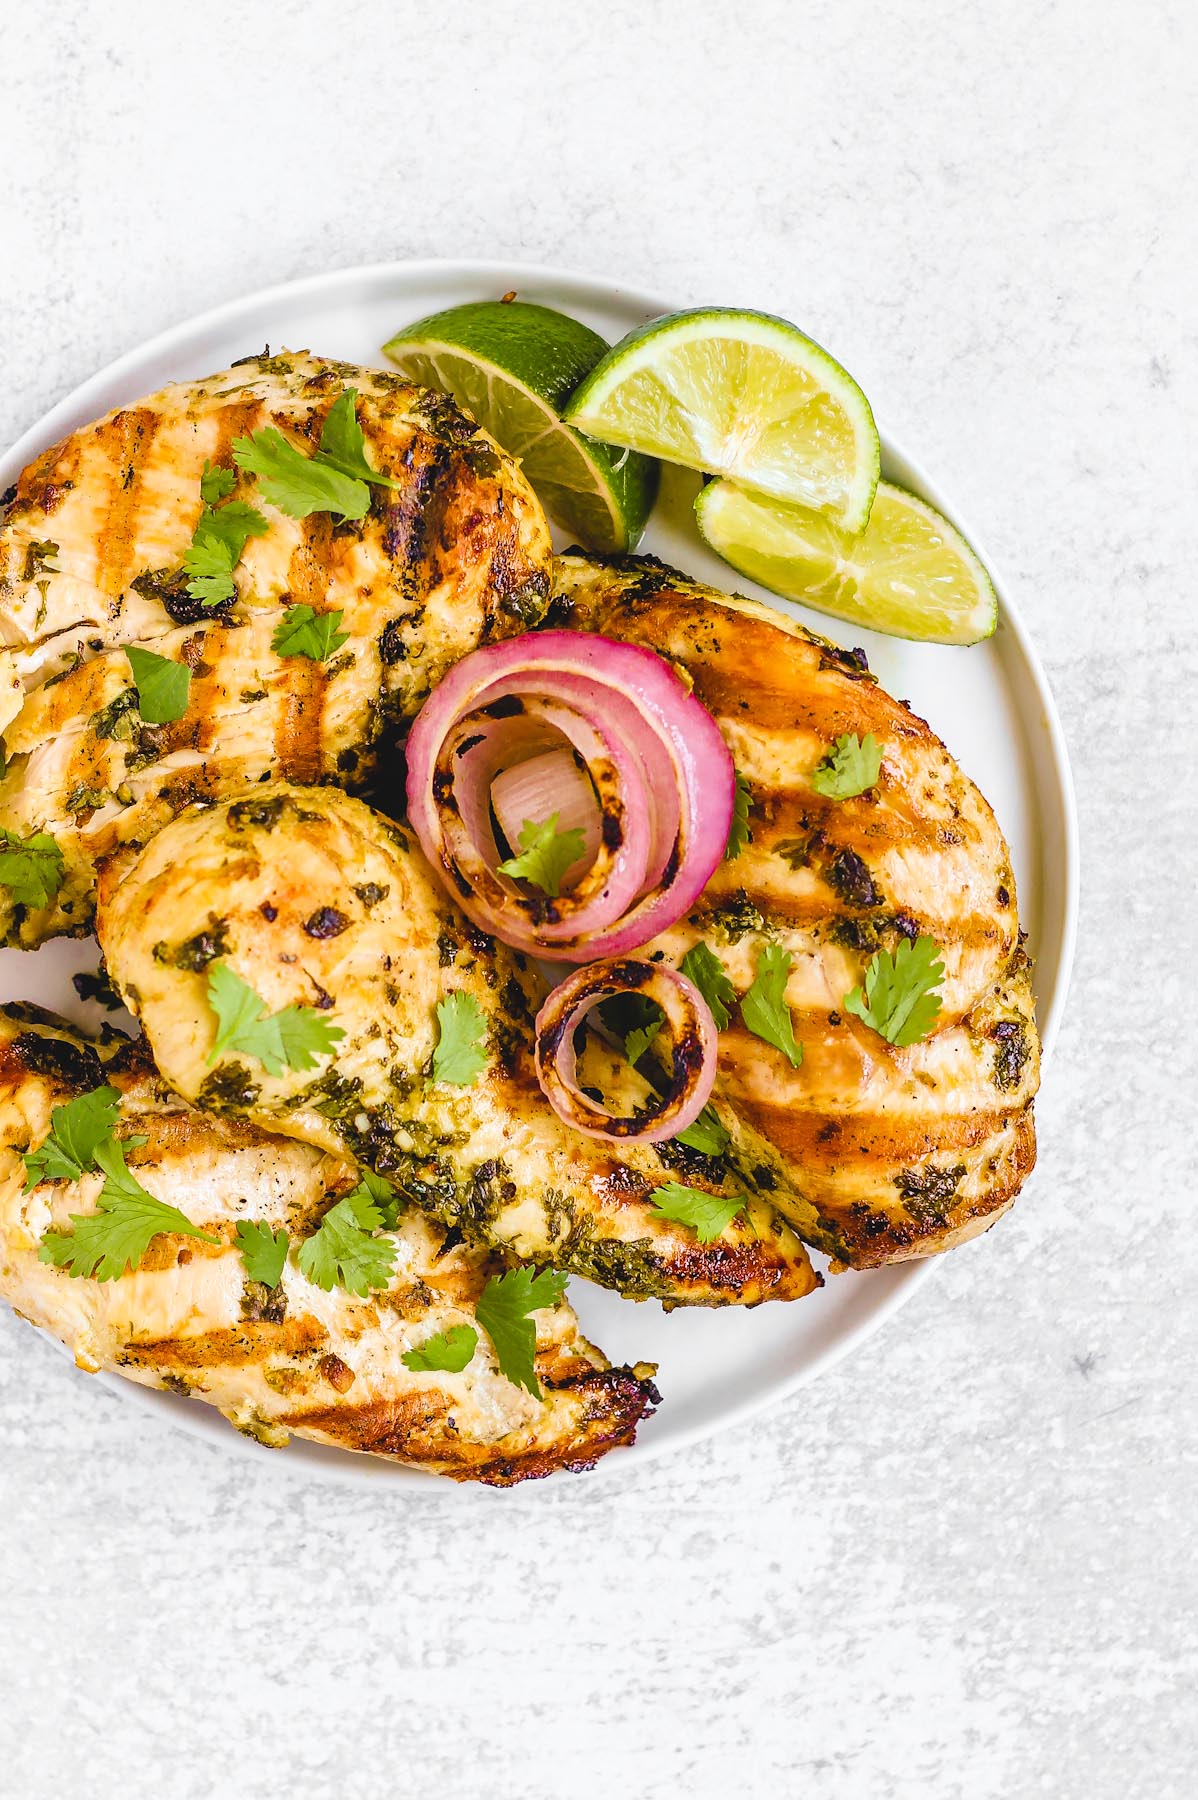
[533,960,718,1144]
[405,632,734,960]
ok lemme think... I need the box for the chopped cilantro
[673,1105,731,1157]
[199,461,237,505]
[182,498,269,606]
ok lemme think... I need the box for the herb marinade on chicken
[0,1008,659,1482]
[0,350,552,946]
[95,785,819,1308]
[553,552,1040,1268]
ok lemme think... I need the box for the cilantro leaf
[200,460,237,504]
[317,389,401,489]
[810,732,882,800]
[233,426,371,521]
[844,935,945,1046]
[649,1181,746,1243]
[296,1181,398,1297]
[39,1136,219,1281]
[432,990,489,1086]
[234,1219,290,1287]
[679,942,736,1030]
[476,1265,569,1399]
[270,603,350,662]
[205,961,345,1077]
[740,942,803,1068]
[182,498,269,605]
[673,1104,731,1157]
[22,539,59,581]
[125,645,191,724]
[402,1323,479,1374]
[23,1084,123,1190]
[625,1017,663,1065]
[0,829,65,909]
[725,770,753,860]
[355,1167,402,1229]
[497,813,588,897]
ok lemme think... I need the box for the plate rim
[0,256,1079,1494]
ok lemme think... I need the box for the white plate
[0,261,1078,1492]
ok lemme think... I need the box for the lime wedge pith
[695,478,998,646]
[382,300,658,553]
[564,307,880,533]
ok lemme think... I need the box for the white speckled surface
[1,4,1193,1795]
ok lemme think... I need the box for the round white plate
[0,261,1077,1492]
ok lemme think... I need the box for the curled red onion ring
[405,631,734,961]
[533,959,718,1144]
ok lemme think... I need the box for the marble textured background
[1,3,1193,1795]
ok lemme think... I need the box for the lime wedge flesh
[383,301,658,552]
[564,307,880,533]
[696,478,998,646]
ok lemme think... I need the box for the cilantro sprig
[182,488,269,607]
[0,829,65,910]
[679,942,735,1031]
[232,388,399,523]
[475,1265,569,1399]
[497,813,588,897]
[23,1084,122,1189]
[205,961,344,1077]
[725,771,753,860]
[125,646,191,724]
[810,733,882,800]
[38,1134,219,1282]
[432,991,489,1086]
[403,1324,479,1374]
[740,943,803,1068]
[844,936,945,1046]
[649,1181,746,1244]
[271,604,349,662]
[297,1179,399,1297]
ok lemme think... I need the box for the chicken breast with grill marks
[0,1008,658,1484]
[554,552,1040,1269]
[96,784,818,1308]
[0,349,552,945]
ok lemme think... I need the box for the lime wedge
[563,307,879,532]
[383,300,658,552]
[695,478,997,645]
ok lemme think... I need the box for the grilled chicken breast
[554,552,1040,1268]
[0,1007,658,1483]
[0,349,552,946]
[96,784,818,1307]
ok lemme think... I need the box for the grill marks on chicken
[0,1009,658,1484]
[554,552,1040,1269]
[96,785,818,1307]
[0,350,552,946]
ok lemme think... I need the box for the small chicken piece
[554,552,1040,1269]
[0,349,552,945]
[97,785,818,1308]
[0,1008,658,1484]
